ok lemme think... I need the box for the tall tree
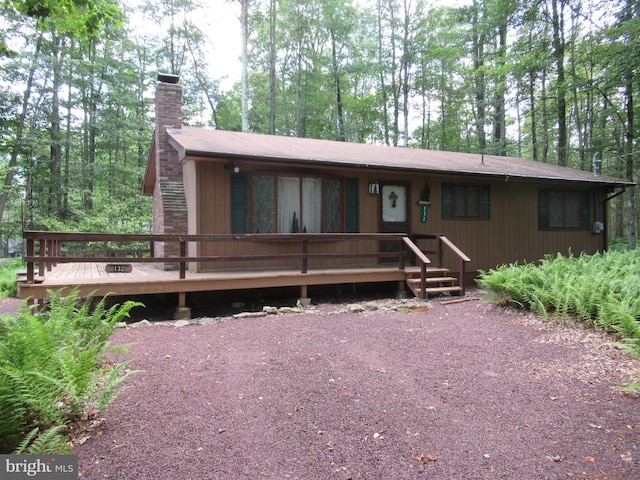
[240,0,250,132]
[0,33,43,229]
[551,0,568,166]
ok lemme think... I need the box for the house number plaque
[105,264,132,273]
[419,202,429,223]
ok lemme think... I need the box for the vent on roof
[158,73,179,84]
[593,152,602,176]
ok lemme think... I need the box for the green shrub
[0,291,142,454]
[0,258,23,298]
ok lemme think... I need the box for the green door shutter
[345,178,359,233]
[231,173,248,234]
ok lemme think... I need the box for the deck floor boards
[20,262,426,300]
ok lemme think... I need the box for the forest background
[0,0,638,256]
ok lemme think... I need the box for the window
[230,174,356,234]
[252,176,275,233]
[539,189,589,230]
[442,183,490,220]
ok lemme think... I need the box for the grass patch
[0,291,142,454]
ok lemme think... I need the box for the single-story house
[142,74,632,299]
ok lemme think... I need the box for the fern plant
[0,290,142,454]
[477,249,640,391]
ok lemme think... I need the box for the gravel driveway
[74,292,640,479]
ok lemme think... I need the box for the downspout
[603,186,627,251]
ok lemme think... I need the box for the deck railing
[22,231,470,299]
[23,231,428,292]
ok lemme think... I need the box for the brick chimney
[153,74,188,269]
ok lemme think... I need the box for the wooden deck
[20,231,470,317]
[18,262,421,302]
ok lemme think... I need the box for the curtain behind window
[278,177,301,232]
[302,178,322,232]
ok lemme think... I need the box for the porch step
[405,270,463,299]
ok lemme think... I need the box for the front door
[380,183,410,261]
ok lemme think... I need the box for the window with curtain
[442,183,490,220]
[252,176,274,233]
[249,175,343,233]
[325,179,341,233]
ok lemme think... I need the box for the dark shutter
[442,183,453,219]
[345,178,359,233]
[582,191,590,230]
[480,184,491,220]
[231,173,248,234]
[538,189,548,231]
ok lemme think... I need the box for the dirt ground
[31,290,640,479]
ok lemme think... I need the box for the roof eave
[180,148,634,187]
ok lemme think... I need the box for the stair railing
[436,235,471,296]
[402,236,431,299]
[411,234,470,297]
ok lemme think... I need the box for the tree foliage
[0,0,639,248]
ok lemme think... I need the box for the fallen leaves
[620,452,633,462]
[416,453,438,464]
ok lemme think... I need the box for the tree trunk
[541,69,549,163]
[268,0,276,135]
[552,0,567,166]
[493,20,507,156]
[240,0,249,132]
[330,28,346,142]
[377,0,390,145]
[401,0,411,147]
[625,81,636,249]
[472,0,486,153]
[50,34,63,218]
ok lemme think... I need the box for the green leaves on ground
[0,291,142,454]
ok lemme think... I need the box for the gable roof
[143,126,632,194]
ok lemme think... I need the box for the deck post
[53,239,60,267]
[26,238,34,284]
[179,240,186,279]
[38,237,45,277]
[175,291,191,320]
[301,239,308,273]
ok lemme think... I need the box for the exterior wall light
[368,181,380,195]
[224,163,240,174]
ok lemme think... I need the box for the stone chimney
[154,74,188,269]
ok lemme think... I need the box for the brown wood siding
[187,157,607,275]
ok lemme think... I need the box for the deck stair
[405,267,463,298]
